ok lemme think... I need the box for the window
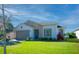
[44,28,52,37]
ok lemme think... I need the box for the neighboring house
[6,32,16,39]
[74,29,79,39]
[14,20,64,40]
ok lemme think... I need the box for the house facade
[74,29,79,39]
[14,20,64,40]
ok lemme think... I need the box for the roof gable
[15,20,58,29]
[25,20,57,26]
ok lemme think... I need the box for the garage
[16,30,30,40]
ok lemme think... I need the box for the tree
[0,15,14,33]
[5,22,14,33]
[66,32,76,38]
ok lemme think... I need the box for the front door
[34,29,39,39]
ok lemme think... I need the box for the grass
[0,38,79,54]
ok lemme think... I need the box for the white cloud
[0,5,60,27]
[59,8,79,31]
[0,8,19,17]
[15,5,60,22]
[5,8,17,14]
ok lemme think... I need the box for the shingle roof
[15,20,58,30]
[25,20,57,26]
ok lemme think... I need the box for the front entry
[34,29,39,39]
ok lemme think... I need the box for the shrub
[39,38,53,41]
[66,32,76,38]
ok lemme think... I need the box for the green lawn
[0,39,79,54]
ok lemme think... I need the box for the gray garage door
[16,30,30,40]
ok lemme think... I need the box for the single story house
[74,28,79,39]
[14,20,64,40]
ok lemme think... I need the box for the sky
[0,4,79,33]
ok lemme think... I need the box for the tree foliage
[5,22,14,33]
[0,15,14,33]
[66,32,76,38]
